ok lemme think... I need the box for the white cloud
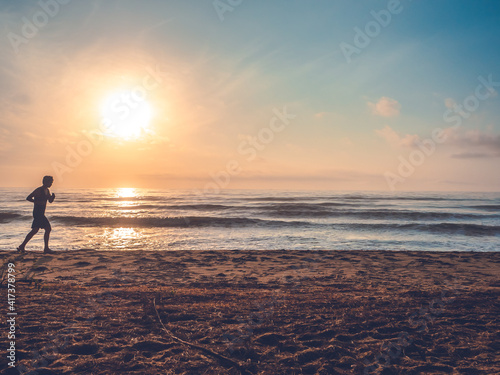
[375,125,420,148]
[368,97,401,117]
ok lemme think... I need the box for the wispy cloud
[377,125,500,159]
[444,128,500,158]
[375,125,420,148]
[451,152,499,159]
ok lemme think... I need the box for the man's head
[42,176,54,187]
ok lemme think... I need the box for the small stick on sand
[153,298,250,375]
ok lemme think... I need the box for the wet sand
[1,250,499,374]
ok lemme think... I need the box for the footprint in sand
[32,266,49,272]
[64,343,100,355]
[73,261,92,267]
[131,340,174,352]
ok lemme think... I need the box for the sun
[116,187,137,198]
[100,90,153,140]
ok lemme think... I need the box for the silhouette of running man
[17,176,56,254]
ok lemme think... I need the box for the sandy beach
[1,250,499,374]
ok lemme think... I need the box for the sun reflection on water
[104,227,142,249]
[114,188,140,210]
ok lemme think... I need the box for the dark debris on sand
[0,282,498,374]
[0,250,499,374]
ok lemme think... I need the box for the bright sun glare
[116,187,137,198]
[100,90,153,140]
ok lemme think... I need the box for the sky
[0,0,499,192]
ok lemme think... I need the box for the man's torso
[33,187,50,209]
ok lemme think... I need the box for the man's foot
[43,248,55,254]
[16,246,26,253]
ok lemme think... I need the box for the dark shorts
[32,214,50,229]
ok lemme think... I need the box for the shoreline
[2,249,499,285]
[1,250,499,374]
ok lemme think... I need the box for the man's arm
[26,188,38,203]
[48,191,55,203]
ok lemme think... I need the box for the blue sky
[0,0,499,191]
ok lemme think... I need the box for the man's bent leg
[19,228,39,250]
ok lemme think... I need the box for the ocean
[1,188,499,252]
